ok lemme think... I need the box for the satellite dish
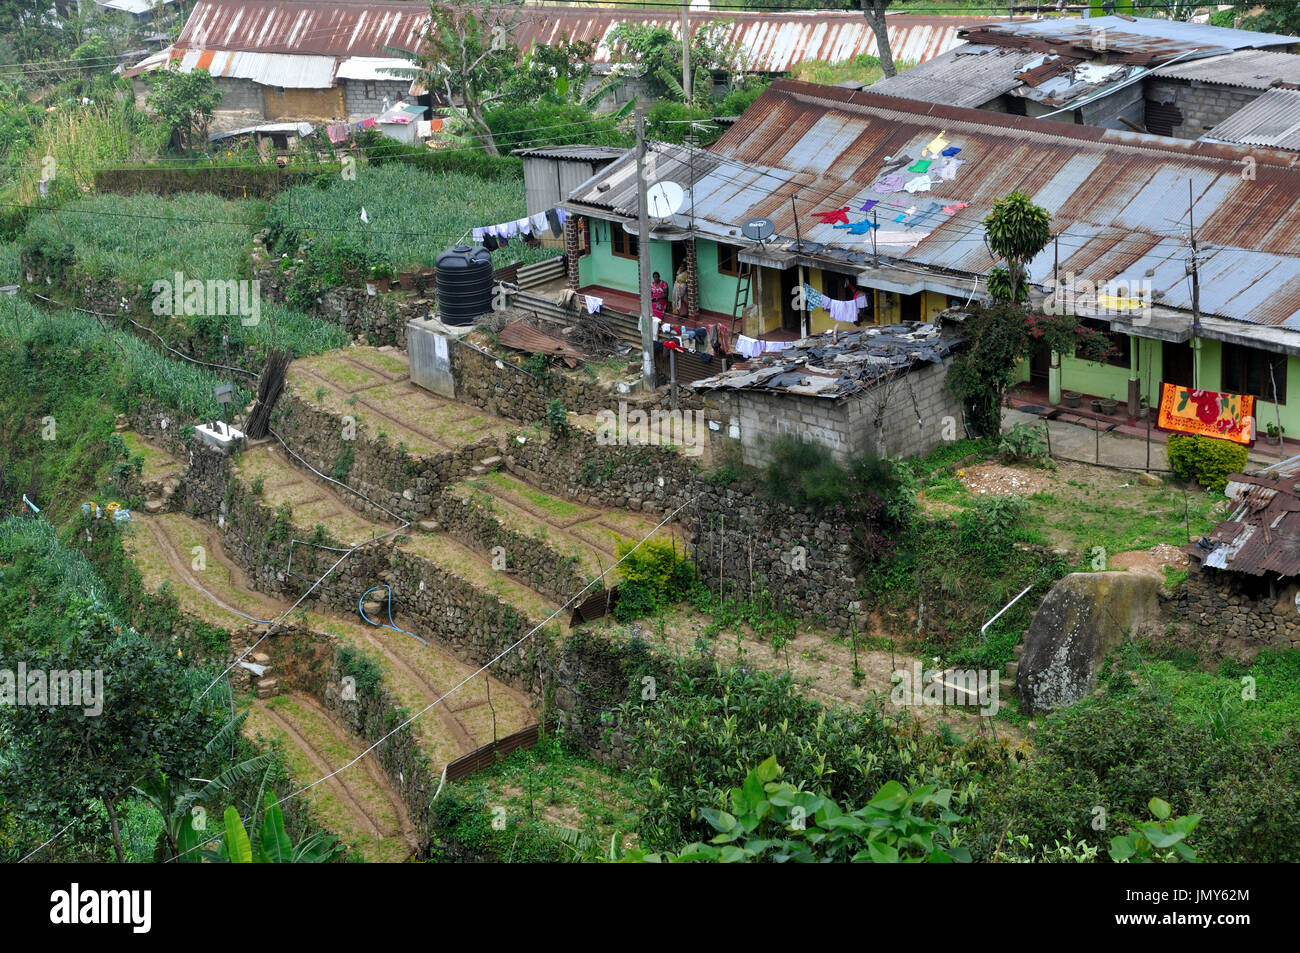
[646,181,685,218]
[742,217,775,242]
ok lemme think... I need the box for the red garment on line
[813,206,851,225]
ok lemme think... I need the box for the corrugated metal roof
[175,0,429,58]
[964,15,1297,57]
[1198,473,1300,577]
[512,145,629,162]
[334,56,413,82]
[1203,88,1300,152]
[869,45,1043,109]
[512,10,979,74]
[179,48,337,88]
[563,79,1300,332]
[1154,49,1300,90]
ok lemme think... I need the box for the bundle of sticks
[569,315,622,357]
[244,349,290,439]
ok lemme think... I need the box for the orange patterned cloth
[1157,383,1255,445]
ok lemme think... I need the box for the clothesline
[472,207,567,251]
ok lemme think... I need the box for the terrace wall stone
[1170,568,1300,662]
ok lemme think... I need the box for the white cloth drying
[734,334,763,358]
[530,212,549,235]
[585,295,603,314]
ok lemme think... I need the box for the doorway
[1163,341,1194,389]
[779,268,801,332]
[1029,340,1050,391]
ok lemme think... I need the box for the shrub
[614,536,693,604]
[1166,433,1247,492]
[998,422,1052,467]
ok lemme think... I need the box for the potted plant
[1137,395,1150,420]
[1099,394,1119,415]
[398,267,418,291]
[1062,390,1082,408]
[1268,422,1286,446]
[369,261,394,293]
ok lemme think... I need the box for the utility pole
[681,1,692,107]
[636,106,655,392]
[1189,180,1200,390]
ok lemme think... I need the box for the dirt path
[246,693,417,862]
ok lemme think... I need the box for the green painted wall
[695,238,742,316]
[577,220,672,294]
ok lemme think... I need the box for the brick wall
[342,80,411,122]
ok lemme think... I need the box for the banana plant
[205,794,345,863]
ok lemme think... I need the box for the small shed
[693,322,965,464]
[515,146,628,220]
[376,102,428,145]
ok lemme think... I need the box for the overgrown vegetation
[1166,433,1249,493]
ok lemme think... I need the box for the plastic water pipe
[981,584,1035,642]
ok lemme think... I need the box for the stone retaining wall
[1172,568,1300,662]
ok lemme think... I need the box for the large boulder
[1017,571,1162,713]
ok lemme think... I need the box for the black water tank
[436,245,493,326]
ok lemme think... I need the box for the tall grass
[21,192,266,286]
[0,295,249,419]
[264,163,556,270]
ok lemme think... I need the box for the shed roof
[1202,87,1300,151]
[563,79,1300,331]
[174,0,428,58]
[1196,471,1300,577]
[1153,49,1300,90]
[693,322,961,399]
[512,145,629,162]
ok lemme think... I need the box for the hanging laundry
[908,201,945,229]
[907,159,932,173]
[530,212,549,236]
[514,217,531,235]
[429,118,444,132]
[922,133,949,157]
[936,157,965,182]
[942,202,970,215]
[874,231,932,248]
[557,208,567,225]
[546,208,563,237]
[362,116,377,129]
[802,283,828,309]
[872,173,907,193]
[904,175,932,194]
[734,334,763,358]
[482,232,499,252]
[859,199,879,213]
[360,207,370,225]
[894,204,918,224]
[834,218,878,235]
[504,220,520,237]
[585,295,603,315]
[812,206,851,225]
[827,294,867,323]
[941,146,961,157]
[327,123,347,144]
[472,227,487,243]
[762,340,792,353]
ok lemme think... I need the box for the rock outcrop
[1017,571,1162,713]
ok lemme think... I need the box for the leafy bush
[998,422,1052,467]
[1166,433,1248,492]
[614,536,693,609]
[485,102,630,153]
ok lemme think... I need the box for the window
[1076,318,1131,368]
[364,81,376,98]
[717,243,742,276]
[610,221,638,259]
[1222,342,1287,404]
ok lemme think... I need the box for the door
[1163,341,1194,389]
[1029,340,1050,390]
[779,268,801,332]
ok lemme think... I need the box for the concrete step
[999,678,1016,698]
[256,677,279,699]
[1004,660,1018,681]
[479,455,502,469]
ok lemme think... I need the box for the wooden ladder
[731,260,753,337]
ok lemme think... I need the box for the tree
[398,1,524,156]
[206,795,345,863]
[146,65,221,151]
[860,1,897,79]
[608,20,743,103]
[1229,0,1300,35]
[983,191,1052,304]
[500,34,596,105]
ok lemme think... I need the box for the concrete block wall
[342,80,411,122]
[1145,79,1263,139]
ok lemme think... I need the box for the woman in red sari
[650,272,669,321]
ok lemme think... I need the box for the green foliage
[330,444,355,482]
[485,103,628,155]
[612,536,694,622]
[625,758,970,863]
[623,662,1004,850]
[1166,433,1248,493]
[146,65,222,152]
[264,163,550,274]
[1108,797,1200,863]
[983,191,1051,301]
[207,793,344,863]
[998,423,1052,467]
[609,20,743,103]
[545,398,569,435]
